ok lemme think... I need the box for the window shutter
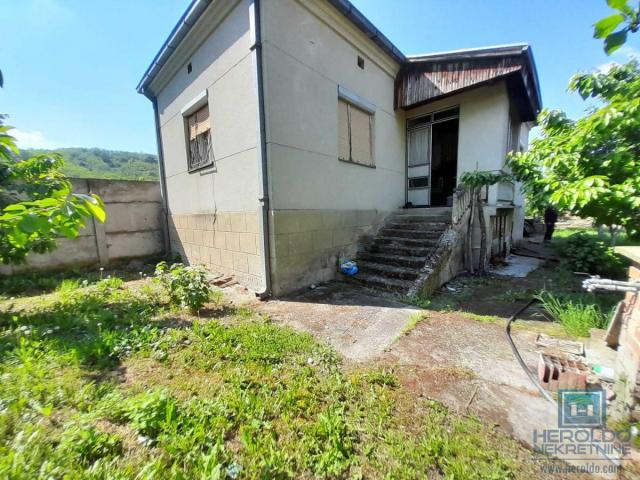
[338,99,350,161]
[196,104,210,133]
[349,105,372,166]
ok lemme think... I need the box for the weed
[154,261,211,313]
[401,311,428,335]
[536,290,610,337]
[0,274,536,478]
[406,293,432,309]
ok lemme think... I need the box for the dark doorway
[430,118,459,207]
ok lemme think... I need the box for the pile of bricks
[537,353,588,392]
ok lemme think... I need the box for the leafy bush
[536,290,610,337]
[154,261,211,313]
[556,232,627,277]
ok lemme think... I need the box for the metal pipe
[150,95,171,257]
[505,298,556,404]
[250,0,272,298]
[582,277,640,293]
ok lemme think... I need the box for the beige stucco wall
[261,0,406,211]
[151,0,264,290]
[0,179,164,275]
[260,0,405,293]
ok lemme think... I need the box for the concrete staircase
[348,207,452,294]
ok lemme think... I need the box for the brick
[271,234,289,258]
[231,212,247,233]
[210,248,221,266]
[247,254,262,276]
[204,231,214,248]
[225,232,240,252]
[312,230,333,252]
[298,211,322,232]
[239,233,257,254]
[213,232,226,249]
[332,227,354,247]
[214,213,231,232]
[193,230,204,246]
[273,211,300,234]
[289,231,313,255]
[245,212,259,233]
[233,252,249,273]
[220,250,233,268]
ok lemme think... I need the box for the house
[137,0,542,297]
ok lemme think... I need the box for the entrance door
[406,107,459,207]
[407,125,430,206]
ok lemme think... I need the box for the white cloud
[596,46,639,73]
[11,129,59,150]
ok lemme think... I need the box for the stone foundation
[168,211,263,291]
[268,209,391,295]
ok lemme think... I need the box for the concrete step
[358,261,420,280]
[368,243,435,257]
[360,252,427,268]
[379,228,444,239]
[393,207,452,223]
[386,221,450,231]
[374,236,441,247]
[347,271,414,292]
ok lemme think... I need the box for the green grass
[400,311,429,335]
[553,227,640,247]
[535,290,611,337]
[0,275,536,478]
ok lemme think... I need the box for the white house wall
[153,0,263,291]
[261,0,406,293]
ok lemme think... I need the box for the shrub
[556,232,627,278]
[536,290,610,337]
[154,261,211,313]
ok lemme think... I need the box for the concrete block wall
[168,211,263,291]
[0,178,164,275]
[269,209,390,295]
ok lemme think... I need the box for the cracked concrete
[255,282,418,361]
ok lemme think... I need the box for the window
[338,99,374,167]
[186,104,212,171]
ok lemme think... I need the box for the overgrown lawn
[0,275,540,478]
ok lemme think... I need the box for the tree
[0,116,107,264]
[508,61,640,243]
[460,170,512,274]
[593,0,639,54]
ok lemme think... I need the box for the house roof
[137,1,542,120]
[397,44,542,121]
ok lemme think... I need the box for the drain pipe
[250,0,272,298]
[149,95,171,256]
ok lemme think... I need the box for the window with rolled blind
[186,104,212,171]
[338,99,374,167]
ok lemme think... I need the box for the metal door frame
[405,105,460,207]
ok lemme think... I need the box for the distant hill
[20,148,159,181]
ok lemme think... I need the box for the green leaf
[607,0,631,12]
[18,213,49,234]
[604,29,628,53]
[594,14,625,38]
[75,194,107,223]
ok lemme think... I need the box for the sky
[1,0,638,154]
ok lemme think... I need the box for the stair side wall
[410,208,471,297]
[269,209,392,295]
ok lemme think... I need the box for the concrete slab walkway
[256,282,418,361]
